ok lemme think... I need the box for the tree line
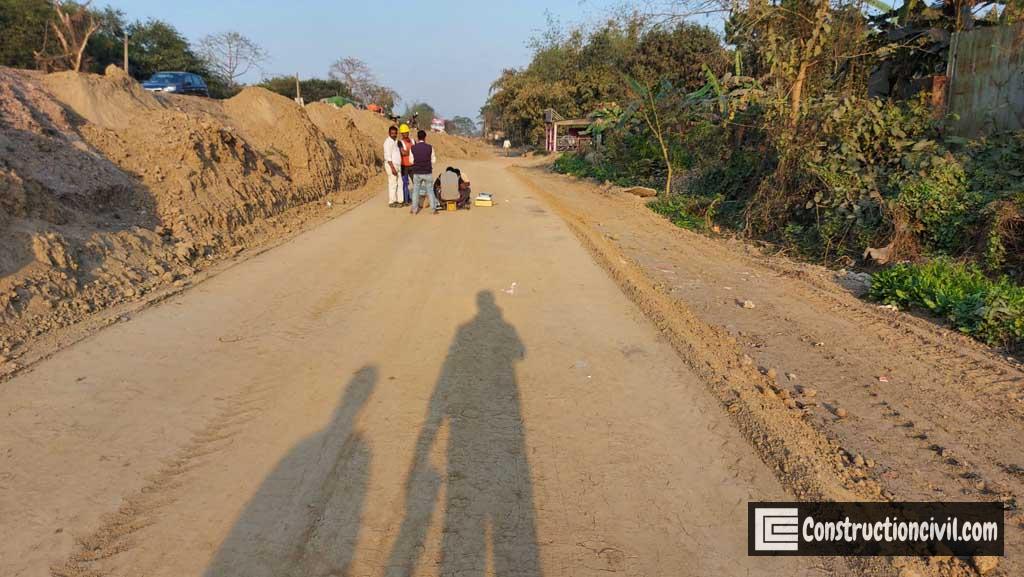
[485,2,1024,347]
[1,0,265,97]
[0,1,481,135]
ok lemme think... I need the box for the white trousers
[386,170,402,204]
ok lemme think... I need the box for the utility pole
[295,73,303,106]
[122,33,129,72]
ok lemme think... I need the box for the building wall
[948,23,1024,136]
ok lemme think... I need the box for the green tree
[124,19,206,80]
[629,22,728,91]
[446,116,478,136]
[482,15,726,147]
[0,0,55,68]
[259,75,353,102]
[402,101,436,125]
[83,5,126,72]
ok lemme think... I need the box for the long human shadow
[386,291,543,577]
[204,365,376,577]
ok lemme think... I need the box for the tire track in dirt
[510,167,899,577]
[50,383,272,577]
[511,164,1024,577]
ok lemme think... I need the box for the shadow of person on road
[386,291,543,577]
[204,365,377,577]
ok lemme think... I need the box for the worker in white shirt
[383,125,403,207]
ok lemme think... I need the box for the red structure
[544,109,591,153]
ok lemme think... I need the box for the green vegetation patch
[870,259,1024,349]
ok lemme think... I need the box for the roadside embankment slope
[0,65,488,364]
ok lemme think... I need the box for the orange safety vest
[399,137,415,167]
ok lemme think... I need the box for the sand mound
[42,64,163,130]
[337,105,491,161]
[0,68,380,359]
[0,70,143,223]
[224,87,341,199]
[306,102,379,188]
[0,65,502,361]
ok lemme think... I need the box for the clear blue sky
[106,0,626,120]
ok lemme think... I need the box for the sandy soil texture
[511,162,1023,577]
[0,158,887,577]
[0,66,485,363]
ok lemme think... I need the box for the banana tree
[582,104,625,151]
[619,77,681,195]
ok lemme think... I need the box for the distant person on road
[383,125,403,208]
[410,130,438,215]
[398,124,415,207]
[503,139,512,157]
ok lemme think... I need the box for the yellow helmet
[399,123,410,134]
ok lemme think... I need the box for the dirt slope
[336,104,491,161]
[222,87,342,198]
[305,102,379,189]
[0,66,447,362]
[512,162,1024,577]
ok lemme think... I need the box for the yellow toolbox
[474,193,494,207]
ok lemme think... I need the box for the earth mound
[0,67,380,361]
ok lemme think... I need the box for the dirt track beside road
[512,162,1023,577]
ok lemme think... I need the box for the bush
[689,147,765,228]
[649,193,723,231]
[552,152,591,176]
[870,258,1024,349]
[891,155,979,253]
[552,151,636,186]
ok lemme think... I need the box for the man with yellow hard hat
[398,124,415,207]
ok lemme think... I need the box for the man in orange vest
[398,124,415,206]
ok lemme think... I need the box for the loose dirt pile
[223,87,342,198]
[306,102,379,189]
[336,104,491,161]
[1,65,475,362]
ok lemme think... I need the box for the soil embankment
[0,65,488,364]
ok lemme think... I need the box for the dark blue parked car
[142,72,209,97]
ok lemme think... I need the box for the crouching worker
[433,167,472,209]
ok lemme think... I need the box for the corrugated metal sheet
[947,23,1024,136]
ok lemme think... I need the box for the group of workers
[382,124,471,214]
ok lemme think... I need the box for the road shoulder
[512,163,1023,577]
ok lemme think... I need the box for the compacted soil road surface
[0,159,856,577]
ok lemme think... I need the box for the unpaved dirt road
[0,158,858,577]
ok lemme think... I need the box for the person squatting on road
[433,167,472,209]
[398,124,415,206]
[383,125,404,208]
[410,130,438,215]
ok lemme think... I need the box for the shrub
[891,155,979,253]
[649,193,723,231]
[552,152,592,177]
[870,258,1024,349]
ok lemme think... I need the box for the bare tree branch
[328,57,377,102]
[34,0,100,72]
[198,31,268,86]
